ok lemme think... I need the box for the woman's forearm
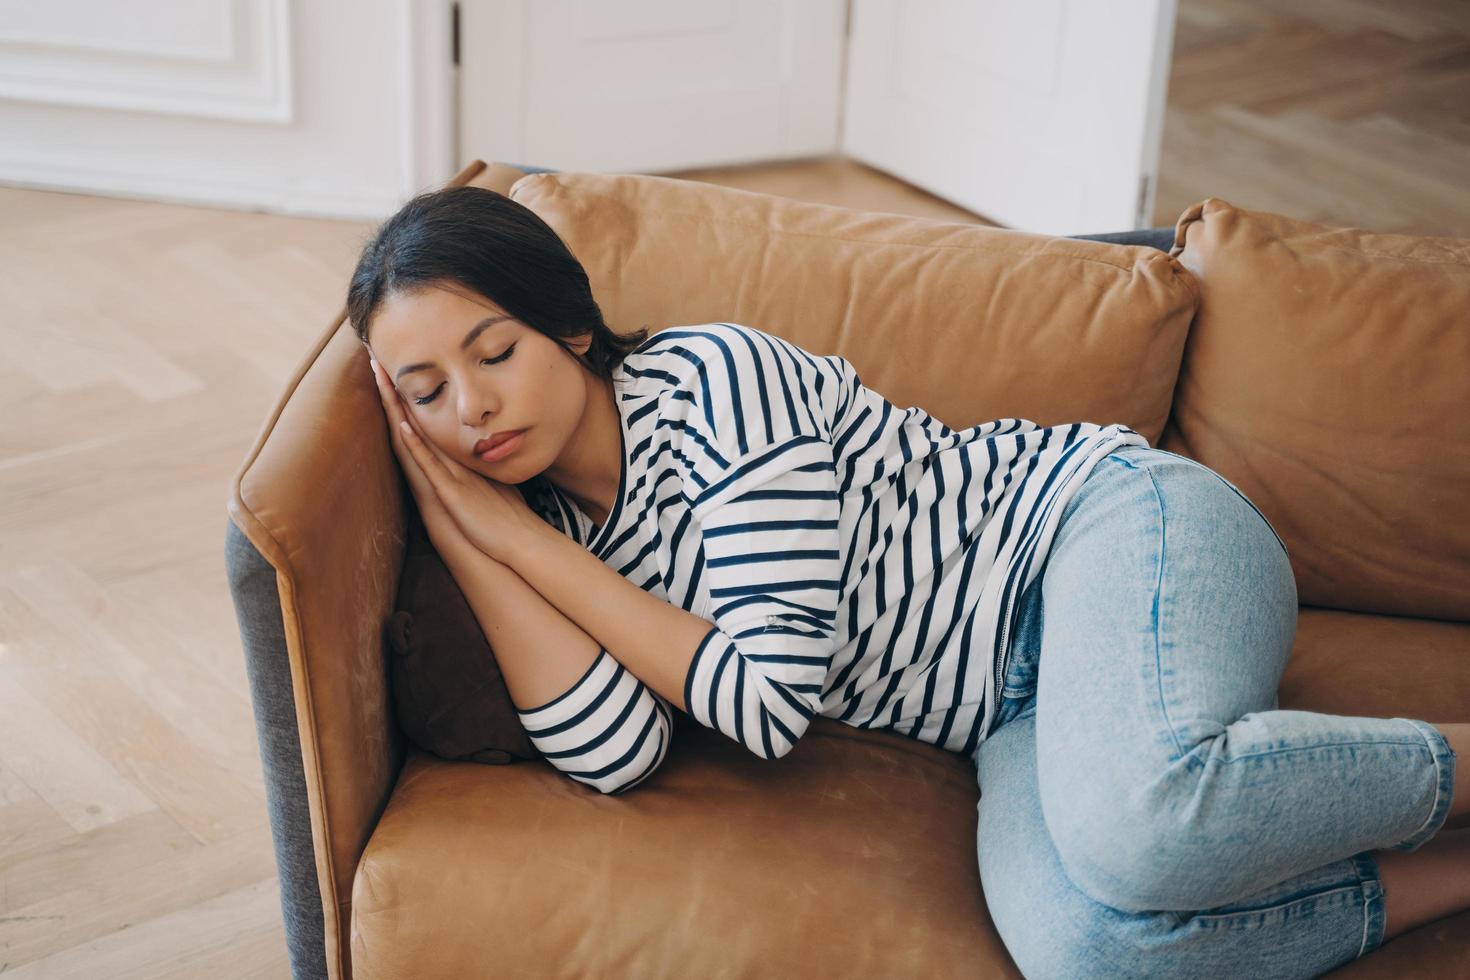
[502,521,719,715]
[435,541,606,712]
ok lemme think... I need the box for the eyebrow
[394,315,513,382]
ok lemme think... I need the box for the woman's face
[365,281,594,484]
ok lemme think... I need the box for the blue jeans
[972,445,1458,979]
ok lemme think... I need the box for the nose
[456,381,496,429]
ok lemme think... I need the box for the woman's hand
[368,352,485,564]
[367,350,545,568]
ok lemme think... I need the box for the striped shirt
[515,322,1149,793]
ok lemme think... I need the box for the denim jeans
[972,445,1458,979]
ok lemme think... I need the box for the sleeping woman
[346,185,1467,979]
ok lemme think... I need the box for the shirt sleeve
[515,648,674,795]
[682,432,844,760]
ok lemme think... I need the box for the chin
[475,453,533,484]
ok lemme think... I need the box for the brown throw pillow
[384,501,541,764]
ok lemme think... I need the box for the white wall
[0,0,454,220]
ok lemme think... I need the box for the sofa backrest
[1164,199,1470,622]
[505,170,1199,449]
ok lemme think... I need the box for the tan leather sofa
[226,159,1470,979]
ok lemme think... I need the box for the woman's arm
[503,520,720,715]
[436,540,609,713]
[367,350,671,792]
[439,538,674,795]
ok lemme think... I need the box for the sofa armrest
[225,518,329,980]
[225,158,535,980]
[227,306,410,980]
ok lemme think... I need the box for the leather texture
[229,161,1470,979]
[506,169,1199,447]
[352,718,1017,978]
[228,159,527,980]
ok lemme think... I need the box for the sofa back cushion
[503,171,1199,446]
[1163,198,1470,621]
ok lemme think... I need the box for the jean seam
[1350,851,1387,958]
[1138,462,1188,760]
[1129,448,1289,557]
[1393,718,1457,851]
[1183,883,1363,928]
[1213,477,1289,557]
[1213,737,1426,765]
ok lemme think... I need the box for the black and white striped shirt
[515,322,1149,793]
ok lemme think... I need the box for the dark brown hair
[345,185,648,380]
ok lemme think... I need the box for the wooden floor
[1,2,1466,976]
[1157,0,1470,234]
[671,0,1470,237]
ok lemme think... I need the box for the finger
[368,357,403,426]
[367,362,434,497]
[399,426,470,530]
[366,354,464,478]
[387,415,429,490]
[368,359,438,476]
[397,442,442,509]
[395,401,465,477]
[366,357,442,462]
[374,379,414,469]
[396,446,456,532]
[368,360,406,450]
[399,419,456,492]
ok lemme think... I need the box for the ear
[567,332,593,357]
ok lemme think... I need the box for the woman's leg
[975,707,1388,979]
[1026,445,1457,914]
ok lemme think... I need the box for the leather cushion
[351,716,1018,979]
[384,500,539,764]
[505,171,1199,447]
[351,606,1470,980]
[1162,198,1470,622]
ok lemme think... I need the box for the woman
[347,186,1467,978]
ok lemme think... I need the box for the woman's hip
[988,444,1298,741]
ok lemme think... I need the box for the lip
[474,429,525,454]
[476,430,525,462]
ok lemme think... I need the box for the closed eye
[412,344,516,405]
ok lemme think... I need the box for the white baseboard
[0,158,402,221]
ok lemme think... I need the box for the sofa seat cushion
[350,716,1020,979]
[1281,607,1470,748]
[1163,198,1470,622]
[350,604,1469,979]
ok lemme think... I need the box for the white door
[841,0,1178,233]
[457,0,848,175]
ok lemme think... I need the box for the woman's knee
[977,717,1185,975]
[987,900,1153,980]
[1038,754,1245,913]
[1041,801,1163,911]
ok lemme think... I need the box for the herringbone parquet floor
[1156,0,1470,233]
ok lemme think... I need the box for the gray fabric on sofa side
[226,518,328,980]
[1072,227,1177,251]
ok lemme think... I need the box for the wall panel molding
[0,0,293,123]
